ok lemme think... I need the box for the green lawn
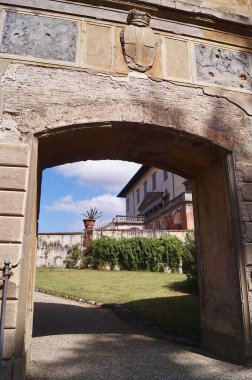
[36,268,200,339]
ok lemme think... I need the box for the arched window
[173,211,183,230]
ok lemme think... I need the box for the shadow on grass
[33,295,200,340]
[105,294,200,340]
[164,277,198,294]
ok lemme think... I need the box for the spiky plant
[82,207,103,220]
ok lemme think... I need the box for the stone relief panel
[0,12,78,62]
[195,44,252,91]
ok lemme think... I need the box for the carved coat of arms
[120,9,158,72]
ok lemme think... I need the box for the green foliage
[86,235,184,272]
[182,231,198,287]
[85,236,119,270]
[161,235,184,272]
[64,244,83,269]
[81,207,103,220]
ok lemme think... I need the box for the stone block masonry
[0,143,29,364]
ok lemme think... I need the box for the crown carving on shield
[127,9,151,27]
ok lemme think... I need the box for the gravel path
[26,292,252,380]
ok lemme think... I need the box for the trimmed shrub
[161,235,184,272]
[86,236,119,270]
[85,235,184,272]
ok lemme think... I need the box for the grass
[36,268,200,339]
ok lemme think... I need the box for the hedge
[85,235,184,272]
[64,233,197,277]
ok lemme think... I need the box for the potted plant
[82,207,103,230]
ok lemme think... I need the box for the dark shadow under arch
[37,121,229,178]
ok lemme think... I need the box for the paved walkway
[27,292,252,380]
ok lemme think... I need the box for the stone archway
[0,62,251,378]
[0,1,251,377]
[0,62,251,379]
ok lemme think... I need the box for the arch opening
[15,118,248,376]
[33,120,243,358]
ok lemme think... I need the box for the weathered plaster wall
[0,63,251,162]
[37,230,187,268]
[37,233,83,268]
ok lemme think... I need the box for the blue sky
[39,160,141,232]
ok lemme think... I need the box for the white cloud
[54,160,141,193]
[44,194,125,221]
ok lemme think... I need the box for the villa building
[117,166,194,231]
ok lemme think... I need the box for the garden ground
[36,269,200,338]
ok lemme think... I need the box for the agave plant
[82,207,103,220]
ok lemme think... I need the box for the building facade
[117,166,194,231]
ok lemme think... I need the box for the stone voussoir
[242,184,252,202]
